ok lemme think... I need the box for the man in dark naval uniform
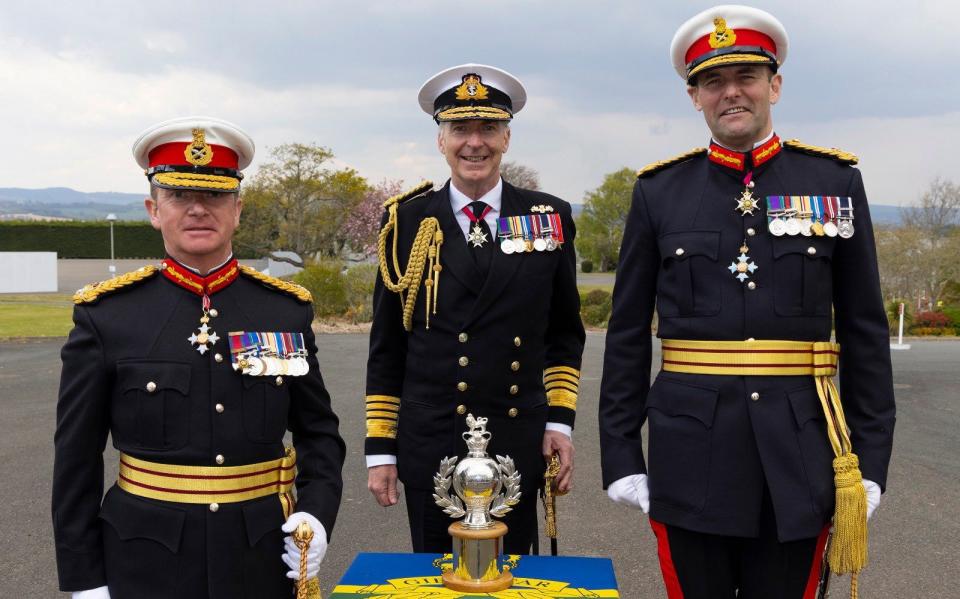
[365,64,585,554]
[599,6,895,598]
[53,116,345,599]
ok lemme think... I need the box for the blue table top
[330,552,619,597]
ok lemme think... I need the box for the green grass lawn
[0,294,74,338]
[578,284,614,294]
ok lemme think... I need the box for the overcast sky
[1,0,956,205]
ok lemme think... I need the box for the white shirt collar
[710,131,776,152]
[449,178,503,214]
[175,253,234,275]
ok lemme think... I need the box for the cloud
[0,0,955,206]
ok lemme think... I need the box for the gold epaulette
[636,147,707,178]
[73,265,158,305]
[383,180,434,209]
[238,265,312,303]
[783,139,858,165]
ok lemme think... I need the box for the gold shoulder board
[73,265,159,305]
[238,265,312,303]
[382,180,434,209]
[637,147,707,178]
[783,139,858,165]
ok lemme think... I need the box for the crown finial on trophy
[463,413,492,456]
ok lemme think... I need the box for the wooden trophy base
[442,521,513,592]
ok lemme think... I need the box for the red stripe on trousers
[650,518,685,599]
[803,526,832,599]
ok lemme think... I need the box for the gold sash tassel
[662,339,867,598]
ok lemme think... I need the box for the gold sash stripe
[118,448,295,504]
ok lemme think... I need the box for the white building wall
[0,252,58,293]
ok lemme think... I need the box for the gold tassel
[828,453,868,581]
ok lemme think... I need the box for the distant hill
[0,187,148,221]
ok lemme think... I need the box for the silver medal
[245,356,265,376]
[546,238,558,251]
[838,220,855,239]
[785,218,801,236]
[534,238,547,252]
[500,239,515,254]
[799,219,813,236]
[769,218,787,236]
[823,221,839,237]
[512,238,526,253]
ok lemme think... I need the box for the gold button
[214,353,223,363]
[215,403,225,413]
[456,404,466,415]
[747,228,756,236]
[509,385,519,395]
[747,281,757,290]
[275,376,284,386]
[508,408,518,418]
[675,248,685,256]
[145,381,157,393]
[807,247,817,255]
[514,337,521,347]
[459,356,469,367]
[459,332,468,343]
[750,392,760,401]
[510,361,520,371]
[215,454,225,464]
[209,308,219,318]
[457,382,468,392]
[209,502,219,512]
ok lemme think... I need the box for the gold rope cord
[376,197,443,331]
[543,455,568,539]
[293,521,321,599]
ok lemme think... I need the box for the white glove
[607,473,650,514]
[72,587,111,599]
[863,479,881,520]
[281,512,327,580]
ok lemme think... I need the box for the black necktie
[467,200,494,277]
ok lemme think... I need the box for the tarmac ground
[1,331,957,598]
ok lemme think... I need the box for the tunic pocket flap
[99,487,185,553]
[787,385,825,429]
[117,360,191,395]
[646,378,720,428]
[242,495,284,547]
[657,231,720,261]
[771,236,833,259]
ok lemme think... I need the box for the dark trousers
[649,490,830,599]
[405,487,538,555]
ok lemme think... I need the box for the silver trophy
[433,414,521,592]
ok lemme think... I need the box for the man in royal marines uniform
[52,117,345,599]
[599,6,895,598]
[364,64,585,554]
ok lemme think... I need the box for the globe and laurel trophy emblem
[433,414,522,592]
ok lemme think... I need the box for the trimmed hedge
[0,221,257,258]
[0,221,163,258]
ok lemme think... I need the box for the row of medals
[767,212,854,238]
[235,353,309,376]
[498,234,559,254]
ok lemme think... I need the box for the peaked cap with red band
[132,116,255,193]
[670,5,788,83]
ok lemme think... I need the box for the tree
[500,161,541,191]
[577,167,635,271]
[894,178,960,307]
[234,143,369,266]
[341,179,405,259]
